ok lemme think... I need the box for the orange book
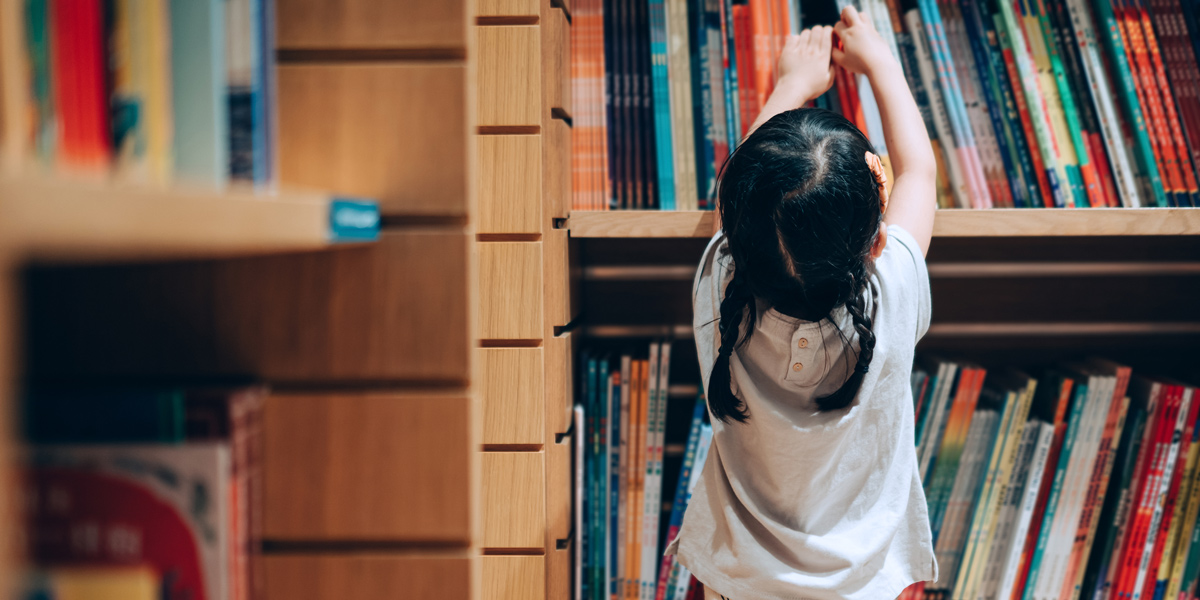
[1135,6,1200,203]
[749,0,773,111]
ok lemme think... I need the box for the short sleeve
[875,224,932,343]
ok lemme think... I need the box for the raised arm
[746,26,836,137]
[833,6,936,255]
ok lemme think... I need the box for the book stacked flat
[571,0,1200,210]
[3,0,276,187]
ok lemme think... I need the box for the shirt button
[792,362,804,372]
[798,338,808,348]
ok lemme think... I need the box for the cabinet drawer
[547,432,571,542]
[545,331,574,436]
[264,555,471,600]
[483,555,545,600]
[542,5,570,116]
[276,0,467,50]
[479,242,544,340]
[544,118,570,222]
[477,26,541,127]
[26,231,471,383]
[477,0,539,17]
[481,347,545,445]
[279,63,468,217]
[264,393,471,541]
[479,134,542,234]
[482,452,546,548]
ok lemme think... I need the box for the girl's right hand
[831,6,896,77]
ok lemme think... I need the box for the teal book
[25,389,184,443]
[171,0,228,185]
[649,0,677,209]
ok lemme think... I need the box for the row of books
[19,387,264,600]
[906,358,1200,600]
[3,0,275,186]
[578,342,718,600]
[571,0,1200,211]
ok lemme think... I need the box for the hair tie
[855,360,870,375]
[865,151,889,214]
[718,342,734,358]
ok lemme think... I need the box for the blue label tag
[328,198,380,242]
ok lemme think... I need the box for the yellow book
[143,0,174,183]
[1165,404,1200,600]
[39,568,158,600]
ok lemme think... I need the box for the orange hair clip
[865,151,889,214]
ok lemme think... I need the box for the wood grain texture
[275,0,467,50]
[477,27,541,127]
[479,242,544,340]
[481,347,545,445]
[479,135,542,234]
[264,393,471,541]
[482,452,546,548]
[27,231,471,383]
[545,332,573,436]
[543,119,570,224]
[568,209,1200,238]
[264,554,472,600]
[544,228,571,331]
[546,541,571,600]
[546,434,570,542]
[279,64,468,217]
[541,5,570,117]
[477,0,539,17]
[483,555,545,600]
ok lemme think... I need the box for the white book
[980,421,1041,599]
[996,421,1057,600]
[643,341,672,600]
[905,9,970,208]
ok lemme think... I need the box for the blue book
[171,0,228,185]
[227,0,266,183]
[649,0,677,209]
[981,8,1041,207]
[722,0,741,154]
[1021,380,1087,600]
[582,355,596,599]
[597,358,610,598]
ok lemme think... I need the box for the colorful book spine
[649,0,677,210]
[654,397,706,600]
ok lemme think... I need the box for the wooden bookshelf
[0,175,378,262]
[566,207,1200,238]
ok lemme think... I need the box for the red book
[734,5,759,136]
[1114,383,1179,596]
[1088,132,1121,207]
[749,0,773,111]
[1139,386,1199,599]
[51,0,111,171]
[999,39,1053,205]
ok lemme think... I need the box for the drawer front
[483,555,546,600]
[479,134,542,234]
[482,451,546,548]
[547,432,571,542]
[477,26,541,127]
[276,0,467,49]
[264,555,471,600]
[479,242,544,340]
[545,331,574,436]
[477,0,539,17]
[481,347,545,445]
[541,5,570,116]
[279,64,468,217]
[264,393,471,541]
[26,231,470,383]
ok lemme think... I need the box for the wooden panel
[477,0,539,17]
[477,27,541,127]
[279,64,468,217]
[479,242,544,340]
[483,555,545,600]
[482,452,546,548]
[541,5,570,116]
[546,434,571,542]
[545,332,573,435]
[544,118,570,223]
[264,555,471,600]
[546,540,571,600]
[481,347,545,445]
[569,211,716,238]
[27,231,471,382]
[479,135,542,234]
[544,228,571,331]
[264,393,472,541]
[276,0,467,50]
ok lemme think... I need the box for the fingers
[798,27,812,47]
[813,25,833,56]
[831,46,845,65]
[840,4,861,26]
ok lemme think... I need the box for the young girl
[664,7,939,600]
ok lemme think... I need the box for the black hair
[707,108,883,422]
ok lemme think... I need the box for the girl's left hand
[772,27,836,109]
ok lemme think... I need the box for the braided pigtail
[707,269,756,422]
[814,264,876,411]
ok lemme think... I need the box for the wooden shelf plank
[566,208,1200,238]
[0,175,379,262]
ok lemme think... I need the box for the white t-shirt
[667,224,937,600]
